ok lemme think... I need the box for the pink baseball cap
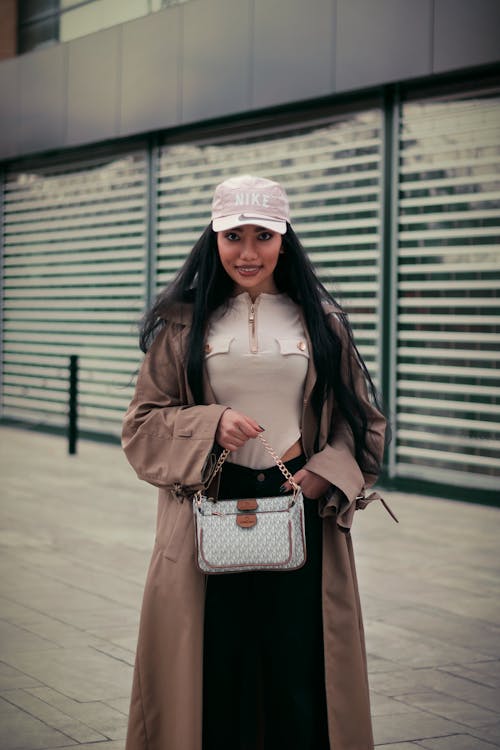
[211,175,290,234]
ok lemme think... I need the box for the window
[17,0,187,54]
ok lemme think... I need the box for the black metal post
[68,355,78,455]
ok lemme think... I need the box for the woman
[122,175,389,750]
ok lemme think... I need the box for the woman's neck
[233,280,280,302]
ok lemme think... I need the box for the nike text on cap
[211,175,290,235]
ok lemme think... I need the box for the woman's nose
[239,239,259,259]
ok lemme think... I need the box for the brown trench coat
[122,300,387,750]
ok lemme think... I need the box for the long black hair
[140,224,385,476]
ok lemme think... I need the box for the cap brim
[212,214,287,234]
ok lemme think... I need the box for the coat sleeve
[302,313,387,530]
[122,323,228,490]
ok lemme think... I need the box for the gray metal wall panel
[66,27,120,146]
[434,0,500,73]
[336,0,433,92]
[18,45,66,154]
[253,0,335,109]
[1,0,500,161]
[181,0,252,123]
[0,58,19,159]
[120,8,181,136]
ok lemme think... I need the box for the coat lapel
[298,307,318,457]
[203,364,217,405]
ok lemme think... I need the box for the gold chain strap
[208,447,231,480]
[204,434,301,493]
[256,434,300,490]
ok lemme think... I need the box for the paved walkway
[0,425,499,750]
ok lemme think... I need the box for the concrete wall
[0,0,499,161]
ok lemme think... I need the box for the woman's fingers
[236,414,263,437]
[281,468,305,493]
[282,469,331,499]
[215,409,264,450]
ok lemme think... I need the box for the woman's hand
[283,468,331,500]
[216,409,263,452]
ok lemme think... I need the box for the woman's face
[216,224,282,298]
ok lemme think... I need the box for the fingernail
[259,425,265,431]
[280,484,287,493]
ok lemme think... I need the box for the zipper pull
[249,302,258,353]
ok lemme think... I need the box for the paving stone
[0,597,43,624]
[370,691,421,717]
[26,687,128,740]
[365,619,491,668]
[368,651,408,674]
[373,605,500,658]
[429,671,500,714]
[89,641,136,667]
[2,426,500,750]
[440,661,500,690]
[0,662,43,691]
[56,607,138,632]
[4,646,132,702]
[6,547,145,610]
[0,695,71,749]
[419,734,500,749]
[104,697,130,715]
[393,690,500,728]
[92,627,139,654]
[56,744,125,750]
[370,667,500,712]
[1,612,107,650]
[468,723,500,746]
[0,689,106,743]
[0,620,61,657]
[373,711,472,745]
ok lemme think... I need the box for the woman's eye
[225,232,240,241]
[257,231,273,241]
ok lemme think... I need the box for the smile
[235,266,262,274]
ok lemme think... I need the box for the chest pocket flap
[204,336,234,357]
[276,338,309,357]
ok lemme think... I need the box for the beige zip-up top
[205,292,309,468]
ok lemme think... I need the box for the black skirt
[202,455,330,750]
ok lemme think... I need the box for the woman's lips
[235,266,262,275]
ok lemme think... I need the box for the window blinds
[1,148,147,436]
[395,91,500,489]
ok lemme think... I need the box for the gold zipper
[248,300,258,353]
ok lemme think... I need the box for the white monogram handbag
[193,435,306,574]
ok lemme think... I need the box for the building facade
[0,0,499,501]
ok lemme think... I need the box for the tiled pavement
[1,425,499,750]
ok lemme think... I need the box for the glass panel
[18,0,59,22]
[18,0,59,53]
[1,148,148,436]
[18,0,194,49]
[18,17,59,53]
[396,91,500,490]
[60,0,150,41]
